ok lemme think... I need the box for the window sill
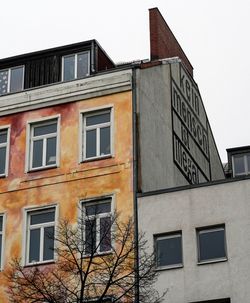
[83,250,113,259]
[24,260,55,268]
[81,154,113,163]
[197,257,227,266]
[27,164,58,173]
[155,264,183,271]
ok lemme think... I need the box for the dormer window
[0,66,24,95]
[62,51,90,81]
[232,153,250,177]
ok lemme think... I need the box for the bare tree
[6,208,165,303]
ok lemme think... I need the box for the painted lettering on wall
[171,64,211,184]
[174,135,199,184]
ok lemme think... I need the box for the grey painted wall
[138,178,250,303]
[136,61,224,192]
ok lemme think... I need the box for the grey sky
[1,0,250,162]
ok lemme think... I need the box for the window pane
[43,226,54,261]
[85,219,96,254]
[77,52,89,78]
[10,66,24,93]
[86,113,110,126]
[100,127,110,156]
[100,217,111,252]
[46,137,57,165]
[0,147,6,174]
[31,210,55,225]
[63,55,75,81]
[32,140,43,168]
[0,70,9,95]
[247,154,250,173]
[34,122,57,136]
[86,202,111,216]
[234,155,245,175]
[156,235,182,267]
[199,228,226,261]
[0,130,7,144]
[86,129,96,158]
[0,234,2,266]
[29,229,40,263]
[0,217,3,231]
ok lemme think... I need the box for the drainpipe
[132,67,139,303]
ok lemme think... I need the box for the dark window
[62,52,89,81]
[197,225,227,263]
[0,128,9,176]
[30,119,58,170]
[0,215,4,269]
[0,66,24,95]
[27,208,55,264]
[233,153,250,176]
[84,199,112,255]
[83,110,112,160]
[155,232,182,268]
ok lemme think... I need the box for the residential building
[0,7,226,302]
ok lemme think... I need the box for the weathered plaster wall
[0,91,134,301]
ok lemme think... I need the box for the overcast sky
[1,0,250,162]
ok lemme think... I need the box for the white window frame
[197,225,227,264]
[24,205,58,266]
[80,106,114,162]
[155,231,183,270]
[232,153,250,177]
[61,51,90,81]
[0,65,25,94]
[26,115,60,172]
[0,125,10,177]
[0,213,6,270]
[81,195,114,255]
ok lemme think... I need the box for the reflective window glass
[31,210,55,225]
[86,113,110,126]
[77,52,89,78]
[43,226,54,261]
[29,229,40,263]
[234,155,245,175]
[86,129,96,158]
[32,140,43,168]
[34,122,57,137]
[156,233,182,268]
[10,66,24,93]
[198,226,226,262]
[63,55,75,81]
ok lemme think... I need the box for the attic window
[232,153,250,177]
[62,51,90,81]
[0,66,24,95]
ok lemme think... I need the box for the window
[232,153,250,176]
[26,207,55,264]
[62,51,90,81]
[0,215,5,269]
[155,232,183,269]
[197,225,227,263]
[83,198,112,255]
[0,66,24,95]
[28,118,59,171]
[82,109,112,160]
[0,127,10,177]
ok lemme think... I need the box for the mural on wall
[0,91,134,302]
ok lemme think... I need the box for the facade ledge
[0,69,133,116]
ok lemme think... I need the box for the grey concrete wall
[136,61,224,193]
[136,63,188,193]
[138,178,250,303]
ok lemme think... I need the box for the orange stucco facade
[0,91,134,301]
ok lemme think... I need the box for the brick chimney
[149,7,193,76]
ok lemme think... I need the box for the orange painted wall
[0,91,134,301]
